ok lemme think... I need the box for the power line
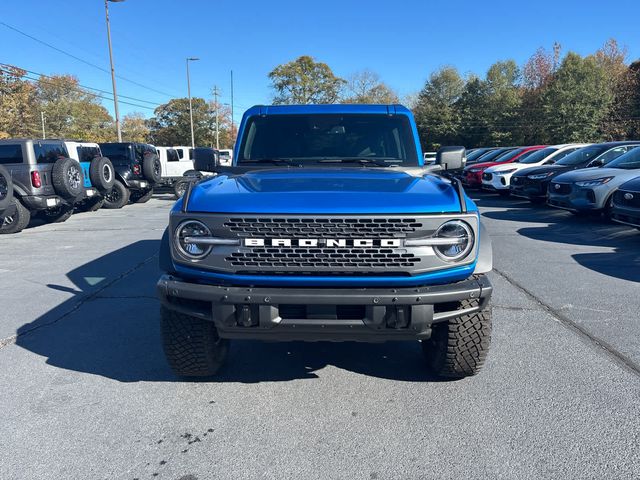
[2,63,162,107]
[0,21,178,98]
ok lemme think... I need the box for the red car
[461,146,547,188]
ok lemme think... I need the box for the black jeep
[99,142,162,208]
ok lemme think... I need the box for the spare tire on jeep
[0,165,13,212]
[142,153,162,184]
[52,157,84,200]
[89,156,115,192]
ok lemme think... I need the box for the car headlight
[527,172,554,180]
[432,220,474,262]
[575,177,614,187]
[175,220,213,259]
[495,168,517,175]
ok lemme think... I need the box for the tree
[209,99,235,149]
[148,98,215,146]
[412,66,465,149]
[121,112,150,143]
[455,76,491,147]
[343,69,399,104]
[36,74,113,141]
[269,56,345,104]
[482,60,523,145]
[541,52,613,143]
[0,65,38,138]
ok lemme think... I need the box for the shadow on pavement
[15,239,444,383]
[470,192,640,283]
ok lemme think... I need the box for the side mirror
[193,147,220,172]
[436,146,466,171]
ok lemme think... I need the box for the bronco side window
[0,144,23,164]
[34,143,68,164]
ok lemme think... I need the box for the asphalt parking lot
[1,193,639,479]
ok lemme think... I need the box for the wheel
[89,157,115,193]
[161,306,229,377]
[142,153,162,184]
[422,299,492,378]
[603,194,615,221]
[0,165,13,212]
[76,197,105,213]
[38,205,73,224]
[102,181,130,209]
[173,180,189,199]
[0,199,31,234]
[131,188,154,203]
[52,157,84,200]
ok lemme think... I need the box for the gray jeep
[0,139,85,234]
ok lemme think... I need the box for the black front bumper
[611,205,640,228]
[157,274,493,342]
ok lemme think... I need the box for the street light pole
[212,85,220,150]
[186,57,199,149]
[104,0,125,142]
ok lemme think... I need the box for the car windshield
[493,148,525,163]
[467,148,491,162]
[237,114,419,166]
[475,148,513,163]
[606,147,640,170]
[518,147,556,164]
[555,145,609,166]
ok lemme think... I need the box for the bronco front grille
[223,217,422,238]
[227,246,420,270]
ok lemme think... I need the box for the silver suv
[0,139,85,234]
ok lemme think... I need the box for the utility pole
[186,57,199,148]
[40,111,46,139]
[104,0,125,142]
[212,85,220,150]
[230,70,234,141]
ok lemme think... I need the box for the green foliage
[269,56,345,104]
[0,66,38,138]
[540,53,613,143]
[121,113,150,143]
[148,98,213,146]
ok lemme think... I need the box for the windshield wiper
[240,158,300,166]
[317,157,400,167]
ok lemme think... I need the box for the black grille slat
[223,217,422,238]
[551,183,572,195]
[614,190,640,208]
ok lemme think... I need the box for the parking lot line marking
[494,268,640,378]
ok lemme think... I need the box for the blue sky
[2,0,639,124]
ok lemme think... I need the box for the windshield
[237,114,419,166]
[467,148,492,162]
[606,147,640,170]
[474,148,514,163]
[518,147,556,164]
[555,145,608,166]
[493,148,525,163]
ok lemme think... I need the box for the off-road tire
[173,180,189,199]
[422,299,491,378]
[142,154,162,184]
[0,199,31,234]
[131,188,153,203]
[77,197,105,213]
[38,205,73,224]
[0,165,13,211]
[52,157,84,200]
[89,156,115,192]
[102,181,130,209]
[161,306,229,377]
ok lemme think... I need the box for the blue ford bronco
[157,104,493,379]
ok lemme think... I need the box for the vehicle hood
[554,167,639,183]
[181,167,472,214]
[512,164,570,178]
[619,176,640,192]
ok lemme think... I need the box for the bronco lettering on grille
[243,238,402,248]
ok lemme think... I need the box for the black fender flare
[159,227,176,274]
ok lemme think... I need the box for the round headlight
[433,220,474,262]
[175,220,212,259]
